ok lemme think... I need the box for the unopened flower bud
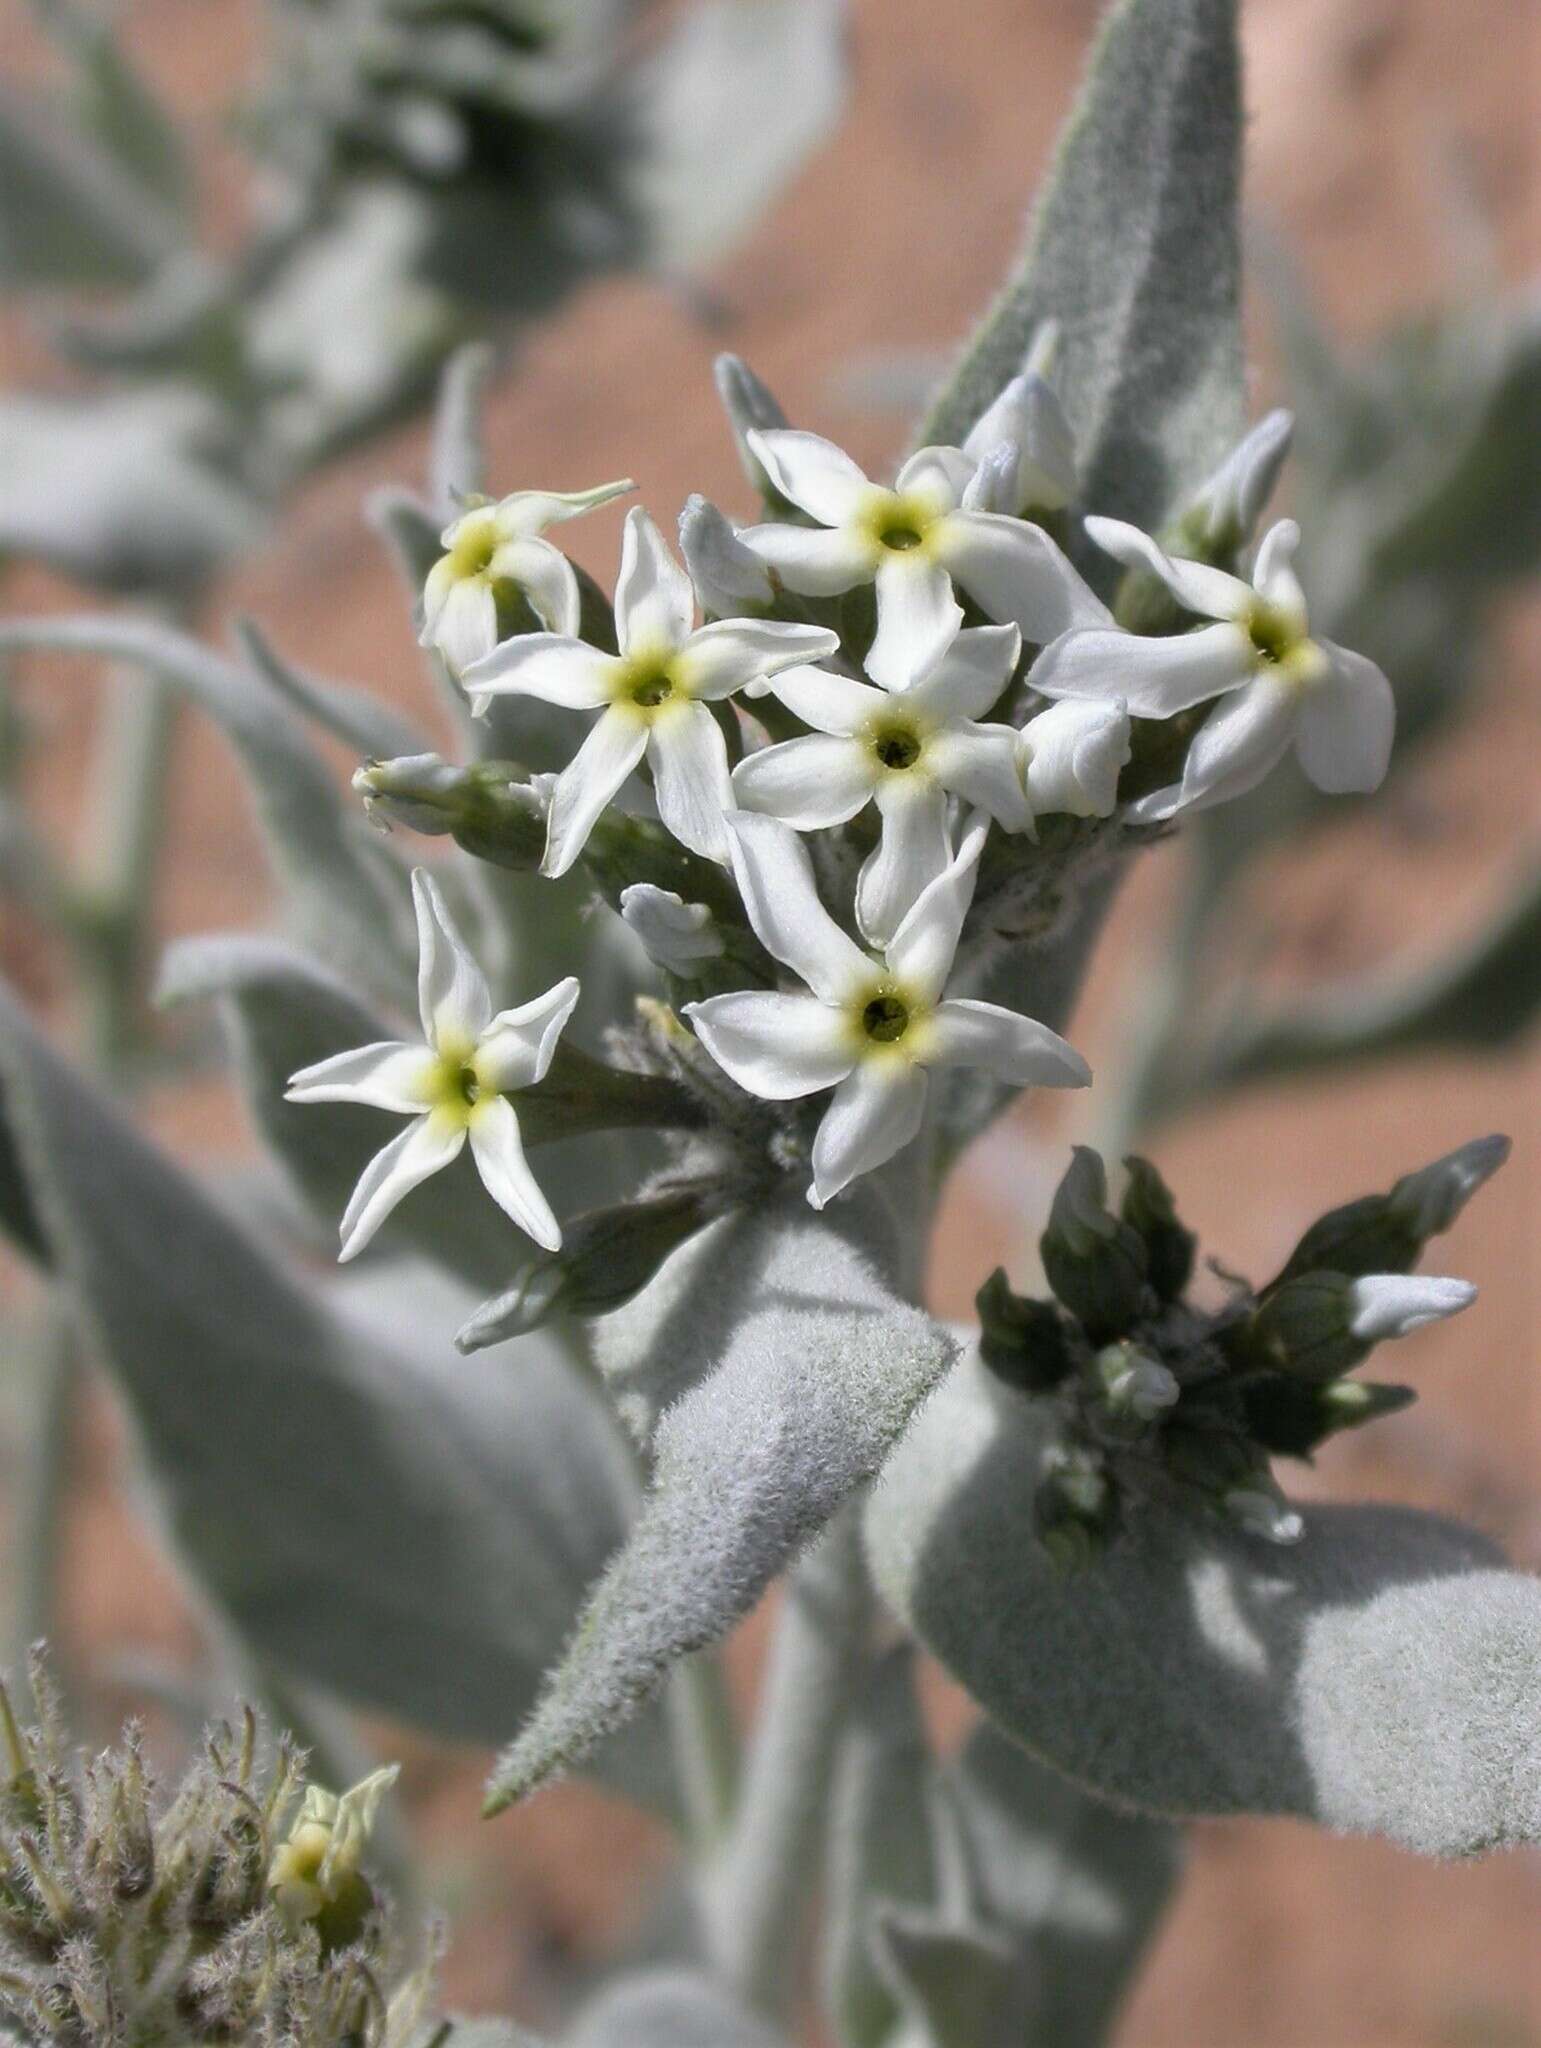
[1247,1271,1366,1381]
[976,1268,1076,1393]
[1120,1155,1197,1301]
[1273,1134,1509,1287]
[620,884,725,979]
[1223,1472,1304,1545]
[1018,697,1130,820]
[961,370,1077,517]
[1180,408,1294,558]
[1035,1442,1117,1571]
[268,1764,398,1954]
[680,495,775,623]
[1241,1372,1417,1459]
[714,354,792,506]
[354,754,548,871]
[1095,1341,1180,1423]
[1040,1147,1149,1342]
[1346,1274,1476,1342]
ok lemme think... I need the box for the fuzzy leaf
[485,1196,956,1811]
[920,0,1243,535]
[0,77,177,285]
[0,978,677,1815]
[569,1971,787,2048]
[235,617,432,764]
[867,1348,1541,1858]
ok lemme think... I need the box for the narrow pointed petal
[867,555,963,694]
[747,429,873,525]
[419,555,457,642]
[739,520,878,597]
[810,1061,929,1208]
[413,868,492,1045]
[927,999,1091,1087]
[885,818,987,1006]
[494,478,635,537]
[470,1095,562,1251]
[1021,696,1131,817]
[725,813,872,1004]
[1029,621,1254,718]
[733,734,877,829]
[463,631,617,707]
[685,990,855,1100]
[476,976,581,1092]
[339,1114,466,1260]
[489,534,581,638]
[924,724,1031,831]
[286,1039,439,1112]
[1296,643,1395,795]
[615,506,695,658]
[649,703,735,862]
[765,664,890,736]
[1129,673,1297,822]
[430,579,499,675]
[894,444,975,508]
[543,709,649,877]
[680,494,775,617]
[676,619,840,701]
[1252,518,1308,624]
[906,622,1021,722]
[1083,516,1253,620]
[939,511,1111,643]
[857,779,953,947]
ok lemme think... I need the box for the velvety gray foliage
[429,2026,547,2048]
[0,978,676,1814]
[236,616,433,764]
[569,1971,787,2048]
[485,1197,956,1809]
[867,1349,1541,1857]
[920,0,1243,539]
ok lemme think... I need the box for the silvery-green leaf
[919,0,1243,539]
[235,617,432,764]
[431,341,498,517]
[0,615,414,1005]
[867,1349,1541,1858]
[630,0,847,273]
[30,0,191,214]
[485,1196,956,1810]
[425,2027,547,2048]
[0,977,676,1816]
[158,935,516,1289]
[0,391,258,593]
[569,1970,787,2048]
[0,76,177,285]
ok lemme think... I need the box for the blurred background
[0,0,1538,2042]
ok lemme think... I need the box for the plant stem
[8,1306,80,1675]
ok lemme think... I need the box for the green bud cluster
[978,1136,1506,1566]
[0,1655,429,2048]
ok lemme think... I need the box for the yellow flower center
[424,1041,497,1128]
[447,515,500,581]
[868,717,925,772]
[861,991,911,1043]
[860,489,940,558]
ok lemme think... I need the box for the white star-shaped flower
[685,814,1090,1209]
[1029,517,1395,821]
[461,507,838,875]
[739,428,1105,691]
[420,479,634,675]
[286,870,577,1260]
[732,623,1029,946]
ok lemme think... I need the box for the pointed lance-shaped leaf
[1271,1133,1510,1289]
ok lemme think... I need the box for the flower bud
[268,1764,398,1955]
[1241,1372,1416,1458]
[1222,1471,1304,1545]
[620,885,726,979]
[1120,1155,1197,1301]
[1247,1271,1366,1381]
[1018,697,1130,820]
[1094,1341,1180,1423]
[962,371,1077,517]
[1034,1442,1117,1571]
[714,354,791,507]
[1180,408,1294,558]
[1272,1134,1509,1287]
[353,754,548,871]
[1039,1147,1149,1342]
[679,495,775,623]
[1345,1274,1476,1343]
[976,1268,1076,1393]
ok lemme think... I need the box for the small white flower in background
[268,1764,398,1928]
[1018,695,1131,818]
[620,883,725,977]
[678,493,776,623]
[420,479,634,675]
[740,428,1106,690]
[286,870,577,1259]
[685,813,1090,1209]
[1029,516,1395,821]
[733,622,1029,945]
[462,507,838,874]
[1182,407,1294,555]
[1347,1273,1477,1342]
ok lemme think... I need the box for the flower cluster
[977,1139,1505,1562]
[300,349,1398,1291]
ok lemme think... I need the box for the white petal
[429,579,498,675]
[938,511,1111,642]
[1020,697,1131,817]
[619,885,723,972]
[907,622,1021,722]
[809,1060,929,1209]
[733,733,877,828]
[884,817,987,1006]
[856,778,953,947]
[962,373,1077,512]
[285,1040,439,1113]
[867,554,963,693]
[469,1095,562,1250]
[489,534,580,637]
[542,708,649,877]
[475,975,581,1092]
[679,494,775,617]
[1129,672,1297,822]
[1029,621,1254,719]
[924,724,1031,831]
[1252,518,1307,624]
[615,505,695,658]
[926,999,1091,1087]
[492,478,634,538]
[462,631,617,707]
[676,619,840,702]
[893,444,974,510]
[648,702,735,862]
[1346,1274,1476,1342]
[1295,642,1395,794]
[1083,516,1253,621]
[765,663,890,736]
[338,1114,466,1261]
[413,868,492,1046]
[724,812,871,1004]
[747,429,873,525]
[740,519,878,596]
[685,990,855,1100]
[419,555,457,641]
